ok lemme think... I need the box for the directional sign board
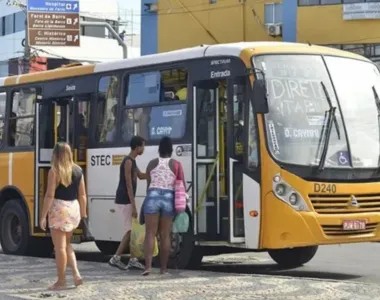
[27,0,80,47]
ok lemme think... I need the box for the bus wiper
[371,86,380,167]
[317,82,341,171]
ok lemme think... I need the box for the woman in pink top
[142,136,186,275]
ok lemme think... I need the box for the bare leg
[66,231,82,286]
[158,216,173,274]
[115,231,130,256]
[143,213,159,275]
[50,229,67,290]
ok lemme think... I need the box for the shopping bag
[130,217,159,259]
[172,212,189,233]
[174,160,186,213]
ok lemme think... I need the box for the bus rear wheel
[0,199,31,256]
[95,240,120,255]
[268,246,318,268]
[153,213,203,269]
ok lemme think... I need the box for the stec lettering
[90,155,111,166]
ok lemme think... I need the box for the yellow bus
[1,42,380,268]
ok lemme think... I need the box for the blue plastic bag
[172,212,189,233]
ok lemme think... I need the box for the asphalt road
[67,241,380,284]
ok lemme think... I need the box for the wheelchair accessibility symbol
[338,151,349,166]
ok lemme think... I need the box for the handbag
[174,160,186,213]
[172,212,189,233]
[80,218,94,241]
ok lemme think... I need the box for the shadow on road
[201,262,361,281]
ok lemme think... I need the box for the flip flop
[142,270,151,276]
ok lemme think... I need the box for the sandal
[142,270,151,276]
[74,277,83,287]
[48,281,67,291]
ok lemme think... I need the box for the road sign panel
[27,0,80,47]
[28,12,80,30]
[29,29,80,46]
[27,0,80,13]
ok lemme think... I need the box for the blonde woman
[39,142,87,290]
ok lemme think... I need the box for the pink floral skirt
[48,199,81,232]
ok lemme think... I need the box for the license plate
[71,235,81,244]
[342,220,366,230]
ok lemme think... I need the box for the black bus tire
[0,199,31,256]
[268,245,318,268]
[153,210,203,269]
[95,240,120,255]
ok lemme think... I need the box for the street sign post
[27,0,80,47]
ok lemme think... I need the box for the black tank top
[54,166,83,201]
[115,156,137,205]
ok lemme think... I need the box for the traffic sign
[29,29,80,46]
[27,0,80,47]
[27,0,79,13]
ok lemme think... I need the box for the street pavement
[0,242,380,299]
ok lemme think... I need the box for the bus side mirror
[252,79,269,114]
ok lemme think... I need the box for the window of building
[210,0,217,3]
[9,88,36,147]
[264,3,282,24]
[343,0,365,3]
[321,0,341,4]
[95,75,120,143]
[343,44,365,56]
[14,11,25,33]
[0,17,4,36]
[4,14,14,35]
[122,68,188,142]
[0,90,5,147]
[298,0,319,5]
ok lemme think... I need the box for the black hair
[130,135,145,150]
[158,136,173,157]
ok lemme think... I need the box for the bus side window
[95,75,120,144]
[0,90,5,147]
[8,88,36,147]
[122,68,188,143]
[248,102,259,169]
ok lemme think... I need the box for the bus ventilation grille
[309,193,380,214]
[322,223,378,236]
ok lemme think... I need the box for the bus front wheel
[268,245,318,268]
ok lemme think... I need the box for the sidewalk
[1,254,380,300]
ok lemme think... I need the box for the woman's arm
[78,175,87,218]
[40,169,57,220]
[145,160,155,193]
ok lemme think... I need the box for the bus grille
[309,194,380,214]
[322,223,378,236]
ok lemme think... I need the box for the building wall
[141,0,298,55]
[297,4,380,45]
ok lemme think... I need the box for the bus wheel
[153,217,203,269]
[95,240,119,255]
[0,199,31,256]
[268,246,318,268]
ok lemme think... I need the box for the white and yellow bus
[1,42,380,268]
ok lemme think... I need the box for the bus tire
[0,199,31,256]
[153,209,203,269]
[268,245,318,268]
[95,240,119,255]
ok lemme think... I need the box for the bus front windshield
[253,54,380,169]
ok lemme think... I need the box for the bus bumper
[261,192,380,249]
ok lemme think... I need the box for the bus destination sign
[27,0,80,47]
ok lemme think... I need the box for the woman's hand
[80,210,88,219]
[39,217,47,231]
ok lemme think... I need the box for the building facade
[140,0,380,62]
[0,0,140,77]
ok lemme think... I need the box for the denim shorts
[143,188,175,217]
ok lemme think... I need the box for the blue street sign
[27,0,80,13]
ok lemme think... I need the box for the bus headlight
[272,174,309,212]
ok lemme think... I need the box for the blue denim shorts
[143,188,175,217]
